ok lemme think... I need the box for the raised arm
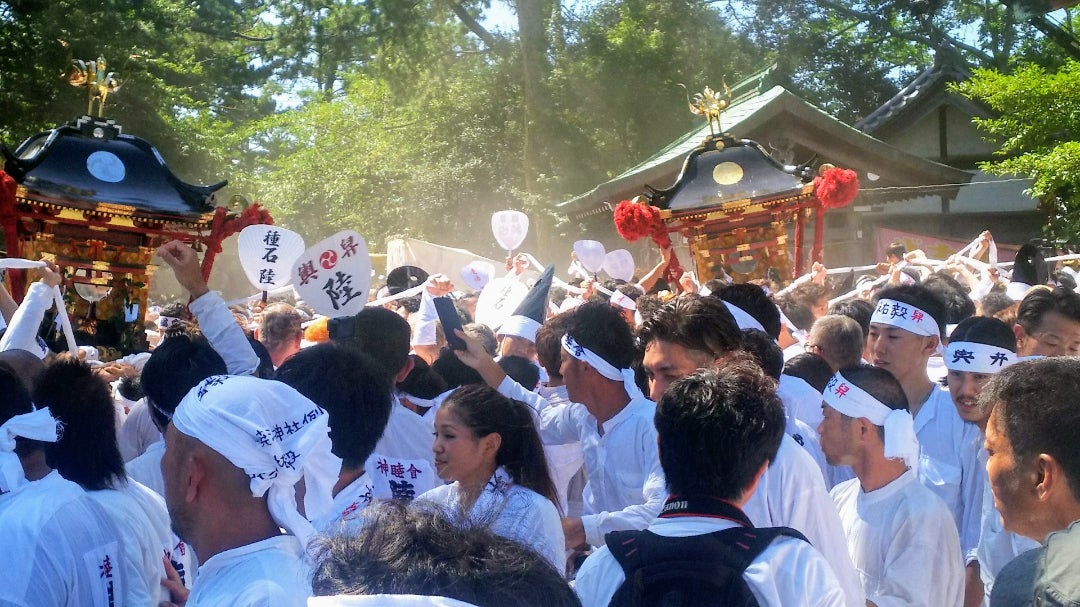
[157,241,259,376]
[0,261,61,357]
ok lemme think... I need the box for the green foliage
[231,64,528,256]
[0,0,270,181]
[552,0,757,174]
[4,0,1070,259]
[957,61,1080,242]
[725,0,1049,122]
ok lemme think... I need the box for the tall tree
[722,0,1049,121]
[956,60,1080,243]
[549,0,757,178]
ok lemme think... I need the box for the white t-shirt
[417,467,565,574]
[831,470,965,607]
[367,395,439,501]
[0,470,128,606]
[187,535,312,607]
[742,434,866,607]
[914,388,984,557]
[573,515,846,607]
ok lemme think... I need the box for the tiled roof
[855,61,972,135]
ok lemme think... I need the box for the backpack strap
[604,522,807,600]
[607,526,807,577]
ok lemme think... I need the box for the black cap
[385,265,429,295]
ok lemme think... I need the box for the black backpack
[605,526,808,607]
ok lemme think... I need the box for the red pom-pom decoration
[613,199,672,248]
[814,167,859,209]
[614,199,657,241]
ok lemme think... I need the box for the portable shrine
[612,86,860,284]
[0,58,271,353]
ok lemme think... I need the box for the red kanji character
[911,309,924,322]
[835,383,851,398]
[390,462,405,478]
[376,458,389,475]
[406,464,422,479]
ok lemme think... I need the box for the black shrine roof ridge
[2,115,225,218]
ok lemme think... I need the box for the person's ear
[481,432,502,462]
[185,451,208,505]
[739,460,769,503]
[922,335,940,357]
[1012,323,1028,350]
[1035,453,1063,502]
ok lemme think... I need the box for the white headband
[610,289,637,312]
[173,375,342,547]
[871,298,940,338]
[0,407,63,494]
[944,341,1015,374]
[823,372,919,468]
[562,334,646,402]
[158,316,183,330]
[722,301,766,333]
[399,392,439,410]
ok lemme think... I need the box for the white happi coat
[418,467,565,574]
[0,471,129,606]
[313,471,375,534]
[366,394,440,501]
[573,515,847,607]
[187,535,312,607]
[832,469,964,607]
[89,479,194,604]
[126,439,166,497]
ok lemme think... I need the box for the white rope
[224,284,298,307]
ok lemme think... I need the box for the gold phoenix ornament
[67,57,121,117]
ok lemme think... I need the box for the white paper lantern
[602,249,636,282]
[491,210,529,252]
[573,240,607,274]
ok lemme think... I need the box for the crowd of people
[1,229,1079,607]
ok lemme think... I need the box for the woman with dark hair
[418,383,565,575]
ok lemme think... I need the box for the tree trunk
[516,0,549,194]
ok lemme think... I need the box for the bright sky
[481,0,602,32]
[481,1,518,33]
